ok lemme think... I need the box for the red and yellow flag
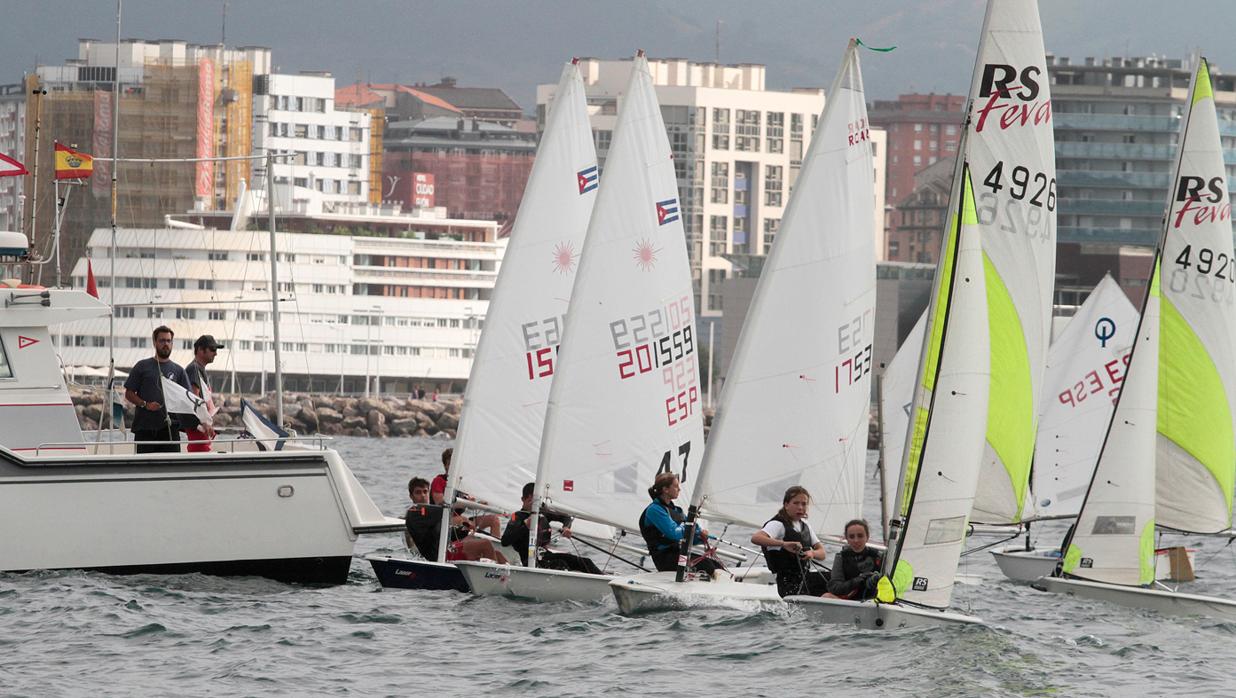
[54,142,93,180]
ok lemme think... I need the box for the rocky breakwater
[68,388,462,439]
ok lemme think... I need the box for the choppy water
[4,437,1236,696]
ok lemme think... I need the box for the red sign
[562,480,574,492]
[18,336,38,349]
[413,172,435,208]
[195,58,215,198]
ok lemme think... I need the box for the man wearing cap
[184,334,221,453]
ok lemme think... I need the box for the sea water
[2,437,1233,696]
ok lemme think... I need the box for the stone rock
[435,411,459,431]
[318,407,344,424]
[390,417,419,436]
[298,406,320,432]
[366,409,388,438]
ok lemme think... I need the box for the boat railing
[32,435,335,457]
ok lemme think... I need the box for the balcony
[1058,198,1164,217]
[1058,226,1157,246]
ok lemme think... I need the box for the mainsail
[878,311,926,531]
[693,41,875,537]
[1033,274,1138,519]
[969,0,1057,524]
[448,61,598,514]
[533,53,705,531]
[1154,59,1236,534]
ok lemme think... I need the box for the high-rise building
[869,93,966,238]
[0,83,25,232]
[538,57,869,319]
[252,72,373,211]
[21,39,271,270]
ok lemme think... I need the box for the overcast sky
[4,1,1236,110]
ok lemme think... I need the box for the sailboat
[791,0,1054,630]
[877,312,925,535]
[368,59,600,593]
[992,274,1139,581]
[454,51,710,602]
[609,39,877,614]
[1034,57,1236,619]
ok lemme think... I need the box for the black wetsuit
[761,513,830,597]
[501,509,601,574]
[826,546,883,600]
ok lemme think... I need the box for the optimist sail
[447,61,598,515]
[1154,58,1236,534]
[1033,275,1138,519]
[533,53,705,531]
[968,0,1057,524]
[692,41,876,536]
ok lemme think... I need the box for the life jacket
[761,512,812,575]
[839,546,882,581]
[639,499,683,554]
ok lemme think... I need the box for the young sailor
[404,477,507,563]
[638,472,720,576]
[430,447,502,537]
[501,482,601,574]
[750,486,830,597]
[825,518,883,600]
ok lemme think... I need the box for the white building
[538,57,886,318]
[61,207,505,394]
[0,83,24,233]
[252,72,372,209]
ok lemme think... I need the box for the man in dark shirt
[502,482,602,574]
[404,477,507,563]
[430,447,501,537]
[184,334,221,453]
[123,325,192,454]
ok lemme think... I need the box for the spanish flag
[54,142,93,180]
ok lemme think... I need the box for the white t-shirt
[760,519,819,549]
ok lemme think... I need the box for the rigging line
[960,529,1022,557]
[1192,535,1234,573]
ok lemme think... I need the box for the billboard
[413,172,435,208]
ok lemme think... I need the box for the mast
[876,373,890,538]
[105,0,122,431]
[266,151,284,425]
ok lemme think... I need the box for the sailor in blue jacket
[639,471,721,576]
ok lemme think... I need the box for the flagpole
[105,0,121,432]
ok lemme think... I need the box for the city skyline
[3,1,1235,111]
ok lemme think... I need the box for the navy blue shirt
[124,357,190,432]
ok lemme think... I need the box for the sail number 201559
[611,295,699,426]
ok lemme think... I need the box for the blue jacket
[639,499,705,552]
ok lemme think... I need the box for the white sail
[886,166,990,609]
[879,311,926,529]
[449,61,598,513]
[1033,274,1138,519]
[693,41,875,537]
[534,54,705,531]
[1155,58,1236,534]
[1062,265,1161,586]
[969,0,1057,524]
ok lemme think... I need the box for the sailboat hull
[784,595,985,629]
[609,571,781,614]
[455,560,614,602]
[367,555,469,592]
[992,547,1061,582]
[1033,576,1236,620]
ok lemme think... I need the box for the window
[710,162,729,204]
[0,337,11,378]
[198,279,214,290]
[167,278,185,289]
[594,129,612,151]
[766,112,784,153]
[208,309,225,321]
[712,108,730,150]
[116,306,135,318]
[175,308,197,320]
[709,215,728,257]
[763,217,780,251]
[128,337,143,348]
[237,310,253,321]
[735,110,761,151]
[208,251,228,261]
[764,165,783,207]
[146,307,164,318]
[247,253,265,261]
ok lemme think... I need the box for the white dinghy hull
[455,560,614,602]
[784,595,985,629]
[992,547,1060,582]
[609,571,781,615]
[1034,576,1236,621]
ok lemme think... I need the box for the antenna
[221,0,228,46]
[715,19,722,64]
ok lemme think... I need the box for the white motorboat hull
[1033,576,1236,620]
[609,570,781,615]
[0,446,399,585]
[992,547,1060,582]
[784,595,985,629]
[456,561,614,602]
